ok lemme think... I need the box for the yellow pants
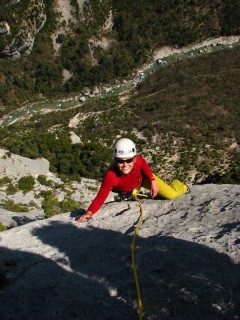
[142,174,188,200]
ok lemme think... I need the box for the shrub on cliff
[17,176,35,194]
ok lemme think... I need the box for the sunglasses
[115,157,134,164]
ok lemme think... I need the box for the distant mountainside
[0,0,240,113]
[0,1,239,189]
[0,43,239,185]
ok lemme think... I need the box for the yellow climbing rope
[131,189,147,320]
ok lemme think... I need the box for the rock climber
[77,138,188,222]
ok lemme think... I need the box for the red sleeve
[137,155,155,182]
[87,170,116,215]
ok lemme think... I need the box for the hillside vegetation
[0,0,240,115]
[0,45,239,184]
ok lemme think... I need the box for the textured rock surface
[0,184,239,319]
[0,149,50,179]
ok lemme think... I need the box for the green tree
[60,198,79,213]
[6,183,18,195]
[18,176,35,194]
[41,192,61,218]
[37,175,53,186]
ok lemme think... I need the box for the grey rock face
[0,183,239,319]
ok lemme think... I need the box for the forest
[0,45,239,184]
[0,0,239,185]
[0,0,240,115]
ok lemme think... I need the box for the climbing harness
[117,190,134,201]
[113,187,147,202]
[131,188,147,320]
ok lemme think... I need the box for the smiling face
[115,157,136,175]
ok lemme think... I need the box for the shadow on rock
[0,221,239,320]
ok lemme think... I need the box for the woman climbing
[76,138,189,222]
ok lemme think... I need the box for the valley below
[1,35,240,127]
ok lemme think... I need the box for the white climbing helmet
[114,138,137,158]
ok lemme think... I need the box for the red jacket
[88,155,155,214]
